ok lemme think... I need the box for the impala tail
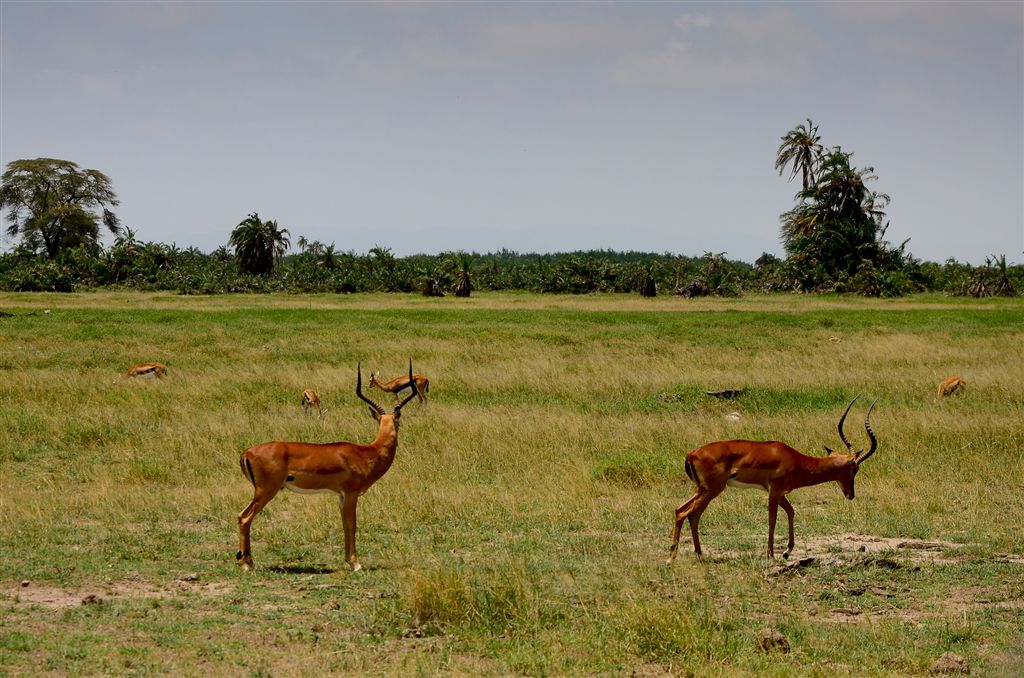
[684,458,699,485]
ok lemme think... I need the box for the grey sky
[2,1,1021,264]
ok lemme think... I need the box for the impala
[369,369,429,405]
[667,398,878,563]
[937,376,966,398]
[115,362,167,383]
[237,363,419,572]
[301,388,324,418]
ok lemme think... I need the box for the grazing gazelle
[115,362,167,383]
[937,376,966,398]
[301,389,324,418]
[667,398,878,563]
[369,369,429,405]
[237,363,419,572]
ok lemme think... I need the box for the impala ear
[823,445,835,456]
[368,406,381,421]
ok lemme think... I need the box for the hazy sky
[2,1,1022,264]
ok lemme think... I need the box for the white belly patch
[284,482,338,495]
[727,479,767,491]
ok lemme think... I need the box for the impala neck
[369,415,399,454]
[792,452,851,487]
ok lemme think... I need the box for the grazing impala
[369,369,429,405]
[667,398,878,563]
[937,376,966,398]
[237,363,418,572]
[301,389,324,418]
[115,362,167,383]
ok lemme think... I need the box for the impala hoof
[349,562,362,573]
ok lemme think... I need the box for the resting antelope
[301,388,324,418]
[667,398,878,563]
[937,376,966,398]
[369,369,429,405]
[237,363,418,572]
[114,362,167,383]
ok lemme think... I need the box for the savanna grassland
[1,291,1022,677]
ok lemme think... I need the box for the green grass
[1,291,1022,676]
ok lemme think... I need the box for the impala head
[825,397,879,500]
[357,362,418,427]
[368,371,382,388]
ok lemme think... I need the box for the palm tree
[320,243,338,270]
[775,118,823,192]
[780,147,892,282]
[229,212,290,276]
[443,251,473,297]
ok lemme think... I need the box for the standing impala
[237,363,418,572]
[667,398,878,563]
[369,369,429,405]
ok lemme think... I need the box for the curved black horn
[394,360,418,413]
[355,362,385,415]
[856,399,879,465]
[837,396,859,454]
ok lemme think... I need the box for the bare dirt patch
[766,534,1024,629]
[795,533,971,566]
[2,575,233,610]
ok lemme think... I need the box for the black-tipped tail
[685,458,698,485]
[240,455,256,486]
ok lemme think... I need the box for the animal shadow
[268,563,337,575]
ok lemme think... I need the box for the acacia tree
[0,158,121,257]
[229,212,290,276]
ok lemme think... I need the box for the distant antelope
[115,362,167,383]
[369,370,429,405]
[937,376,966,398]
[302,389,324,418]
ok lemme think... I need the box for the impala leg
[686,496,715,558]
[340,492,362,572]
[767,495,780,558]
[668,492,700,565]
[667,488,721,564]
[237,487,278,570]
[778,495,796,559]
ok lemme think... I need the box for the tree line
[1,125,1020,297]
[1,233,1017,298]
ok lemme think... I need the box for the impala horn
[356,362,385,416]
[394,361,418,413]
[855,400,879,465]
[837,396,859,454]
